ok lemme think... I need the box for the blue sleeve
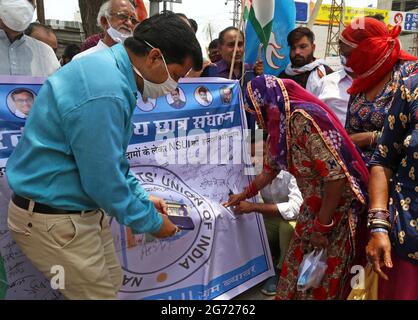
[370,78,410,171]
[127,169,150,201]
[62,97,163,234]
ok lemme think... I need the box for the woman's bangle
[368,208,390,221]
[368,208,389,213]
[244,181,258,199]
[368,219,391,230]
[313,217,336,234]
[370,228,389,234]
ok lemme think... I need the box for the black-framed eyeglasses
[110,12,139,25]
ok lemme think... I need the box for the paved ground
[233,281,275,300]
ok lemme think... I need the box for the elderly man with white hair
[0,0,60,76]
[73,0,138,60]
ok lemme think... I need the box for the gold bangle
[368,219,391,228]
[368,208,389,212]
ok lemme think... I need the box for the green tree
[78,0,106,37]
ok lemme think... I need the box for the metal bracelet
[370,228,389,234]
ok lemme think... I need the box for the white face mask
[0,0,35,32]
[131,41,178,99]
[340,55,354,73]
[106,19,132,44]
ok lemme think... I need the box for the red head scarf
[341,17,418,94]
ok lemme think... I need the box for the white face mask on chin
[106,19,132,43]
[131,41,178,99]
[340,55,354,73]
[0,0,35,32]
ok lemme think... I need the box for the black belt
[12,193,93,214]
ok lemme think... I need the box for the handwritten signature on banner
[126,130,241,160]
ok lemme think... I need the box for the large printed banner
[0,76,273,300]
[389,11,418,33]
[315,4,390,25]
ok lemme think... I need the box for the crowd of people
[0,0,416,300]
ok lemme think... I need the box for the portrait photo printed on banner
[194,86,213,107]
[6,88,36,119]
[219,85,233,105]
[136,94,157,112]
[166,87,186,109]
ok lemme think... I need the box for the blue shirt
[6,44,163,234]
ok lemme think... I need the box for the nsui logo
[111,165,216,293]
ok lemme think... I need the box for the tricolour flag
[245,0,296,75]
[135,0,148,22]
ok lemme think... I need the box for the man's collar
[0,28,24,44]
[109,44,137,95]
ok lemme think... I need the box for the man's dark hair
[173,87,180,94]
[208,38,219,50]
[62,44,81,60]
[174,12,188,20]
[198,86,208,94]
[287,27,315,46]
[125,12,203,71]
[218,27,244,45]
[11,88,34,100]
[222,86,232,93]
[366,14,385,22]
[189,18,198,33]
[24,22,54,36]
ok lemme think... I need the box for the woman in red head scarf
[341,17,418,164]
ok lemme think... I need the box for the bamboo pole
[307,0,323,29]
[36,0,45,24]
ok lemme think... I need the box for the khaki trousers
[7,200,123,300]
[263,215,296,270]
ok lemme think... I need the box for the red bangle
[245,181,258,199]
[313,217,335,234]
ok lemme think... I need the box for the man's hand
[366,232,392,281]
[149,195,168,215]
[233,201,254,214]
[152,214,179,238]
[254,60,264,76]
[223,192,247,208]
[310,231,329,250]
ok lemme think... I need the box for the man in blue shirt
[6,12,202,300]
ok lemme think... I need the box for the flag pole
[229,2,245,79]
